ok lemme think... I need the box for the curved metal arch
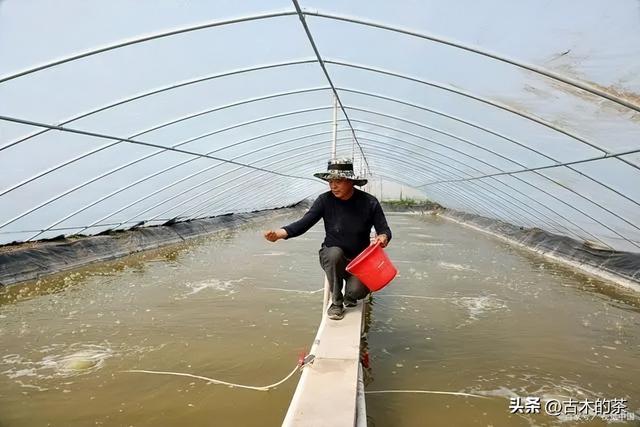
[215,170,392,216]
[0,114,316,183]
[428,185,508,222]
[0,103,335,209]
[371,164,536,231]
[206,177,303,214]
[345,152,617,247]
[448,173,633,248]
[254,165,544,234]
[422,149,640,186]
[7,10,626,116]
[360,145,575,237]
[310,12,640,114]
[342,160,540,231]
[0,116,328,232]
[21,108,640,249]
[470,175,585,238]
[219,178,329,220]
[27,130,354,240]
[355,126,623,238]
[367,167,491,219]
[86,139,350,234]
[7,89,637,235]
[451,180,550,229]
[419,150,640,232]
[427,179,629,249]
[201,167,327,216]
[71,134,355,236]
[418,186,483,217]
[179,148,500,221]
[292,0,371,175]
[193,159,474,225]
[246,182,317,213]
[3,107,345,235]
[347,106,640,210]
[0,86,332,199]
[434,162,640,241]
[352,143,571,234]
[341,88,558,168]
[415,182,518,224]
[356,137,467,180]
[354,126,499,174]
[338,145,547,230]
[0,11,299,84]
[0,60,320,153]
[8,99,628,248]
[158,137,382,220]
[353,133,592,237]
[6,82,631,233]
[75,164,318,235]
[363,142,600,243]
[3,8,631,156]
[443,182,631,248]
[8,100,354,242]
[194,173,317,220]
[357,137,485,183]
[332,88,640,245]
[359,126,509,187]
[341,108,600,236]
[342,91,640,227]
[384,171,590,244]
[2,7,636,244]
[169,145,453,220]
[329,60,615,157]
[346,106,521,168]
[349,116,602,231]
[5,102,632,247]
[162,149,337,221]
[214,179,317,220]
[330,64,640,211]
[416,180,482,215]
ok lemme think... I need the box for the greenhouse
[1,1,639,426]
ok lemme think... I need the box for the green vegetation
[383,197,429,207]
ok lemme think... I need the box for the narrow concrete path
[283,278,365,427]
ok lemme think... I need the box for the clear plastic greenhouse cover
[1,1,639,252]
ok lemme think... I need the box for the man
[264,158,392,320]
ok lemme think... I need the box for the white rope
[365,389,490,399]
[377,293,450,300]
[125,364,300,392]
[257,287,324,294]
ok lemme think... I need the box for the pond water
[1,211,639,426]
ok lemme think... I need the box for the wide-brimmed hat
[313,158,368,186]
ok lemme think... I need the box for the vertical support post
[331,95,338,161]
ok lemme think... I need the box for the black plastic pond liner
[443,209,640,289]
[0,204,307,287]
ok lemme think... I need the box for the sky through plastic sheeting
[0,0,639,251]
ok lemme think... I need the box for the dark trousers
[319,246,370,306]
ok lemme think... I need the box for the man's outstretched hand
[264,228,288,242]
[373,233,389,248]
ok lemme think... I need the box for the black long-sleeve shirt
[282,189,392,258]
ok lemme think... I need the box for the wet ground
[1,211,639,426]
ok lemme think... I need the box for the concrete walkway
[283,278,365,427]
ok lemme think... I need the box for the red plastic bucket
[346,242,398,292]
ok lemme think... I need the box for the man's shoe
[344,297,357,308]
[327,303,345,320]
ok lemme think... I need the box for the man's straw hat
[313,158,368,186]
